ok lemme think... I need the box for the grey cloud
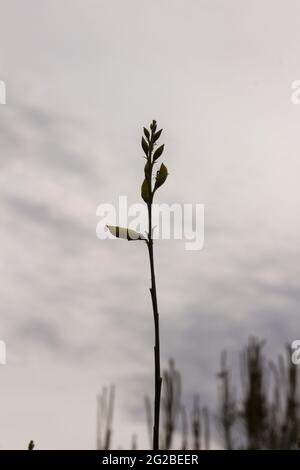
[1,0,300,449]
[3,193,90,241]
[19,318,63,350]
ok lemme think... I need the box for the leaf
[153,144,164,161]
[106,225,146,241]
[153,129,162,143]
[144,161,151,179]
[141,136,149,156]
[141,178,151,203]
[143,127,150,141]
[154,163,168,190]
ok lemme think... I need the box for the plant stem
[146,131,162,450]
[142,120,165,450]
[147,203,162,450]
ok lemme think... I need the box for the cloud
[1,0,300,449]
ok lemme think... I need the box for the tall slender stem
[146,126,162,450]
[147,202,162,450]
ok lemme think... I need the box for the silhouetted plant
[240,338,268,449]
[191,396,210,450]
[267,344,300,449]
[217,338,300,449]
[97,338,299,450]
[217,352,236,450]
[28,440,35,450]
[161,359,182,449]
[107,120,168,449]
[145,359,210,450]
[96,385,115,450]
[181,406,188,450]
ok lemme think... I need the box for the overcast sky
[1,0,300,449]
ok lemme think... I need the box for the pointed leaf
[106,225,146,241]
[153,144,164,161]
[143,127,150,141]
[153,129,162,143]
[141,178,151,203]
[141,136,149,156]
[154,163,168,190]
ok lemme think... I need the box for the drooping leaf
[106,225,146,241]
[153,129,162,143]
[153,144,164,161]
[141,136,149,156]
[154,163,168,190]
[141,178,151,203]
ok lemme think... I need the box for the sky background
[1,0,300,449]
